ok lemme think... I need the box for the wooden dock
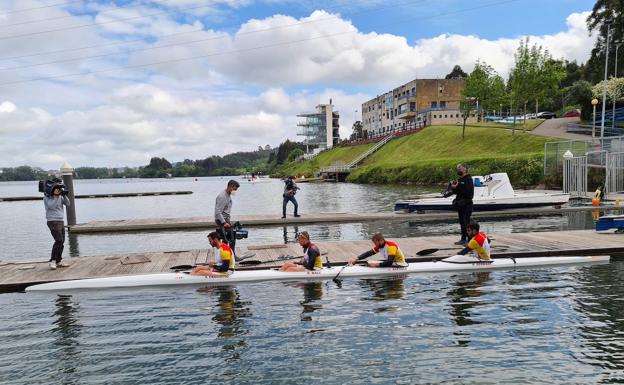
[0,191,192,202]
[2,229,622,292]
[68,205,624,233]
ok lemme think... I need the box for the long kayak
[25,255,610,292]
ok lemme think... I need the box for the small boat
[596,214,624,233]
[395,173,570,213]
[25,255,609,292]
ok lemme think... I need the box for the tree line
[0,140,308,181]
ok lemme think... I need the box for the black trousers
[47,220,65,262]
[282,195,298,216]
[457,202,473,240]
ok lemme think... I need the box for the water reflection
[197,286,252,360]
[572,263,624,373]
[360,277,406,313]
[282,225,299,244]
[445,272,490,348]
[299,282,323,322]
[67,233,80,257]
[51,294,82,384]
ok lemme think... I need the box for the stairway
[320,134,394,175]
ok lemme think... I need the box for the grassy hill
[277,125,557,187]
[276,143,374,177]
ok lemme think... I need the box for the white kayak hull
[25,255,609,292]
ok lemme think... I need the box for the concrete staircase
[320,134,394,176]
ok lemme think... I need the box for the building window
[456,114,459,118]
[431,101,437,108]
[410,102,416,112]
[440,101,446,108]
[433,115,437,119]
[411,87,416,95]
[444,114,448,118]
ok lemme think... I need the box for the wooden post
[60,161,77,226]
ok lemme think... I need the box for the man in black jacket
[282,176,300,218]
[449,163,474,245]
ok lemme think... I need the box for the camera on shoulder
[38,178,67,197]
[231,221,249,240]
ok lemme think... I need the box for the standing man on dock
[282,176,300,219]
[449,163,474,245]
[215,180,240,255]
[43,180,71,270]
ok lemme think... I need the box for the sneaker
[294,214,301,217]
[57,260,70,268]
[48,261,57,270]
[281,215,286,219]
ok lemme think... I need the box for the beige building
[361,78,471,138]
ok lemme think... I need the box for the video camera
[38,178,68,197]
[231,221,249,240]
[441,181,455,198]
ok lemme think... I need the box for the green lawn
[348,125,556,186]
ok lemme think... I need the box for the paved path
[531,117,588,140]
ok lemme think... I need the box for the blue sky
[0,0,598,167]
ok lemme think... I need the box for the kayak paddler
[279,231,322,272]
[349,233,408,267]
[191,231,235,276]
[456,221,491,261]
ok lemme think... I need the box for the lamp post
[613,42,622,131]
[592,98,599,140]
[601,20,613,138]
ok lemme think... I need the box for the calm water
[0,177,605,260]
[2,177,623,384]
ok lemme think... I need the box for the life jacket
[466,232,491,260]
[219,244,234,270]
[374,240,407,266]
[303,243,322,270]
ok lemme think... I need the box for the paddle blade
[416,248,439,256]
[238,260,262,266]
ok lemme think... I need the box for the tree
[459,97,476,139]
[462,61,506,119]
[350,121,364,141]
[288,148,304,162]
[585,1,624,83]
[567,80,594,120]
[445,65,468,79]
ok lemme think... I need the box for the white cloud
[0,3,598,169]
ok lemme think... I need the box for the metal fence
[562,156,587,198]
[544,135,624,175]
[606,151,624,194]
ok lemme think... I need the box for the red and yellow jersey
[466,232,491,260]
[373,240,407,266]
[219,244,234,270]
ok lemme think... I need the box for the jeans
[47,220,65,262]
[282,194,298,216]
[457,201,473,240]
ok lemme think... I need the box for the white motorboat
[25,255,609,292]
[395,173,569,213]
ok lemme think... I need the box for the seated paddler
[280,231,322,272]
[456,221,491,261]
[349,233,408,267]
[191,231,234,276]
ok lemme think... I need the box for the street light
[601,20,613,138]
[592,98,599,140]
[613,41,622,131]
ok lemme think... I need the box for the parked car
[525,113,537,119]
[537,111,556,119]
[561,109,581,118]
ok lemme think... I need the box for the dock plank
[68,206,624,233]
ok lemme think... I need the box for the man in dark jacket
[282,176,300,218]
[449,163,474,245]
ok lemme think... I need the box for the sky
[0,0,597,169]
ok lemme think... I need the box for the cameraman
[282,176,300,219]
[43,181,71,269]
[448,163,474,245]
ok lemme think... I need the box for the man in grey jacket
[215,179,240,255]
[43,184,71,269]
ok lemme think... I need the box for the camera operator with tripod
[42,178,71,269]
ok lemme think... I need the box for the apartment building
[297,102,340,154]
[361,78,466,138]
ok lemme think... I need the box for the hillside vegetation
[276,143,374,177]
[278,126,557,187]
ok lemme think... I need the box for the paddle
[416,245,509,256]
[239,254,301,266]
